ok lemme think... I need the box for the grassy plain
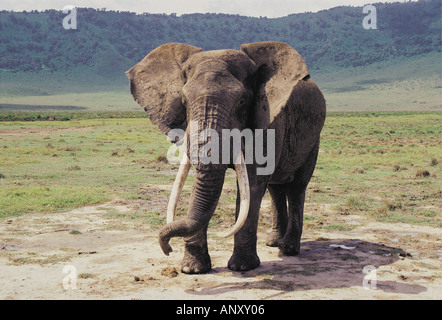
[0,112,440,230]
[315,52,442,112]
[1,52,440,113]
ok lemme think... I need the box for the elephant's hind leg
[279,142,319,256]
[266,184,288,247]
[279,188,305,255]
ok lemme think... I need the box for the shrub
[377,199,403,215]
[352,167,365,174]
[155,154,168,163]
[345,196,368,211]
[415,169,430,178]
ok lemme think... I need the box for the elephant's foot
[278,238,301,256]
[228,251,260,272]
[265,230,283,247]
[181,243,211,274]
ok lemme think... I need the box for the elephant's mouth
[166,151,250,238]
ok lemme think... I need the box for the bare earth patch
[0,201,440,300]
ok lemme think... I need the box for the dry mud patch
[0,201,441,300]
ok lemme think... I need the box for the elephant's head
[126,41,309,255]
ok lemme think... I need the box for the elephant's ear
[240,41,309,129]
[126,43,202,134]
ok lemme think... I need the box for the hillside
[0,0,440,111]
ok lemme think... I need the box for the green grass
[0,185,108,217]
[309,112,441,227]
[0,115,172,217]
[326,224,354,231]
[0,110,145,121]
[0,111,440,229]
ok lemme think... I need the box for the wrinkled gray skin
[127,41,326,274]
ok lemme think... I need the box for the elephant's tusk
[167,153,190,223]
[223,152,250,238]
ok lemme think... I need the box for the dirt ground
[0,199,441,300]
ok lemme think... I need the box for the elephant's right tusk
[167,153,190,223]
[223,152,250,238]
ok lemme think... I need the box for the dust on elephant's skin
[127,41,326,274]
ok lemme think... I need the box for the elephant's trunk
[159,162,227,255]
[159,105,251,255]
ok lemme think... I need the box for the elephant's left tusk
[223,152,250,238]
[167,153,190,223]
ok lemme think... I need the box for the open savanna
[0,111,440,230]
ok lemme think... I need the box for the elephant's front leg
[181,224,211,274]
[228,182,267,271]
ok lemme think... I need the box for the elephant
[126,41,326,274]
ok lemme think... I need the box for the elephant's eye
[238,99,246,107]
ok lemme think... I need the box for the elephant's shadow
[185,238,426,298]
